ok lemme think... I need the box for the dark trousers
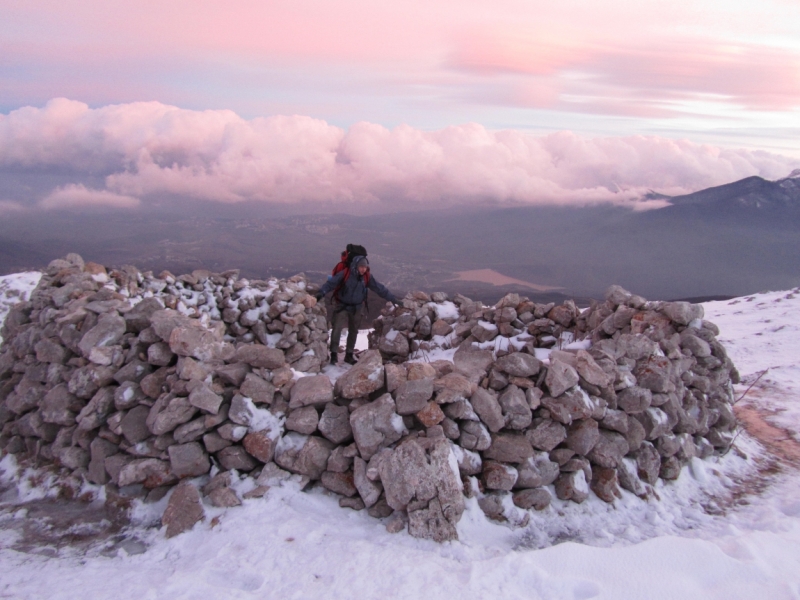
[330,305,362,357]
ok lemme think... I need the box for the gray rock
[617,386,652,414]
[162,480,205,538]
[600,408,628,434]
[513,488,551,511]
[334,350,385,399]
[169,323,234,362]
[147,342,175,367]
[681,333,712,358]
[526,419,567,451]
[55,446,89,470]
[147,395,198,435]
[591,466,622,503]
[498,385,532,429]
[274,434,333,479]
[207,487,242,508]
[495,353,541,378]
[76,387,116,431]
[575,350,613,388]
[624,415,647,452]
[545,359,579,397]
[452,445,482,476]
[114,381,146,410]
[188,384,223,415]
[484,433,534,463]
[243,429,277,463]
[636,407,671,440]
[452,344,494,380]
[378,330,410,357]
[541,387,594,425]
[40,384,82,426]
[285,406,319,434]
[660,301,703,326]
[173,417,209,444]
[120,405,151,444]
[565,418,600,456]
[471,322,498,343]
[554,470,589,503]
[616,333,658,361]
[349,393,406,460]
[635,441,661,484]
[617,457,647,497]
[202,432,232,453]
[380,438,464,541]
[168,442,211,478]
[443,398,479,421]
[289,374,334,408]
[384,363,407,393]
[353,456,383,507]
[78,313,126,359]
[217,446,259,471]
[587,430,629,468]
[470,388,505,432]
[659,456,682,480]
[118,458,176,488]
[87,437,118,484]
[214,363,250,386]
[124,297,165,333]
[318,403,352,444]
[634,355,673,393]
[482,461,518,491]
[114,360,154,386]
[321,471,358,497]
[34,337,69,364]
[326,445,353,473]
[240,373,275,405]
[458,420,492,451]
[394,378,434,415]
[515,453,560,488]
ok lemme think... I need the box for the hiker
[315,252,400,365]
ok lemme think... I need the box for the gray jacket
[318,256,397,308]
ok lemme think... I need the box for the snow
[428,300,459,321]
[2,284,800,598]
[0,271,41,344]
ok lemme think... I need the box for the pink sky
[1,0,799,208]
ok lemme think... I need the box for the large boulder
[289,375,334,409]
[349,394,407,460]
[334,350,385,399]
[379,438,465,542]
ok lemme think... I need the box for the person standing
[315,253,400,365]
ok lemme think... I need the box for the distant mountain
[662,170,800,215]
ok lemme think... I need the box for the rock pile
[0,255,740,543]
[369,286,740,517]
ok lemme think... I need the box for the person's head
[355,256,369,275]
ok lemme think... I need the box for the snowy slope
[1,283,800,599]
[0,272,41,344]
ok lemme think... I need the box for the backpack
[331,244,369,300]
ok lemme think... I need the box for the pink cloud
[2,100,799,210]
[40,184,140,210]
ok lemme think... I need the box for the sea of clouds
[1,98,798,211]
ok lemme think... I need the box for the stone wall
[0,255,739,542]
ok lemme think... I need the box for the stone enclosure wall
[0,254,739,542]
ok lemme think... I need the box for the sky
[1,0,800,211]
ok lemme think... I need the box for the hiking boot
[329,355,337,365]
[344,353,357,365]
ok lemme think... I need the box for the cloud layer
[1,99,798,210]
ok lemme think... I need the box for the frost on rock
[0,258,744,544]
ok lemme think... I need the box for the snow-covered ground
[0,272,42,344]
[1,282,800,599]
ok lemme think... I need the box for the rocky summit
[0,255,740,542]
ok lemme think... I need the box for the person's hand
[391,298,401,307]
[314,291,324,301]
